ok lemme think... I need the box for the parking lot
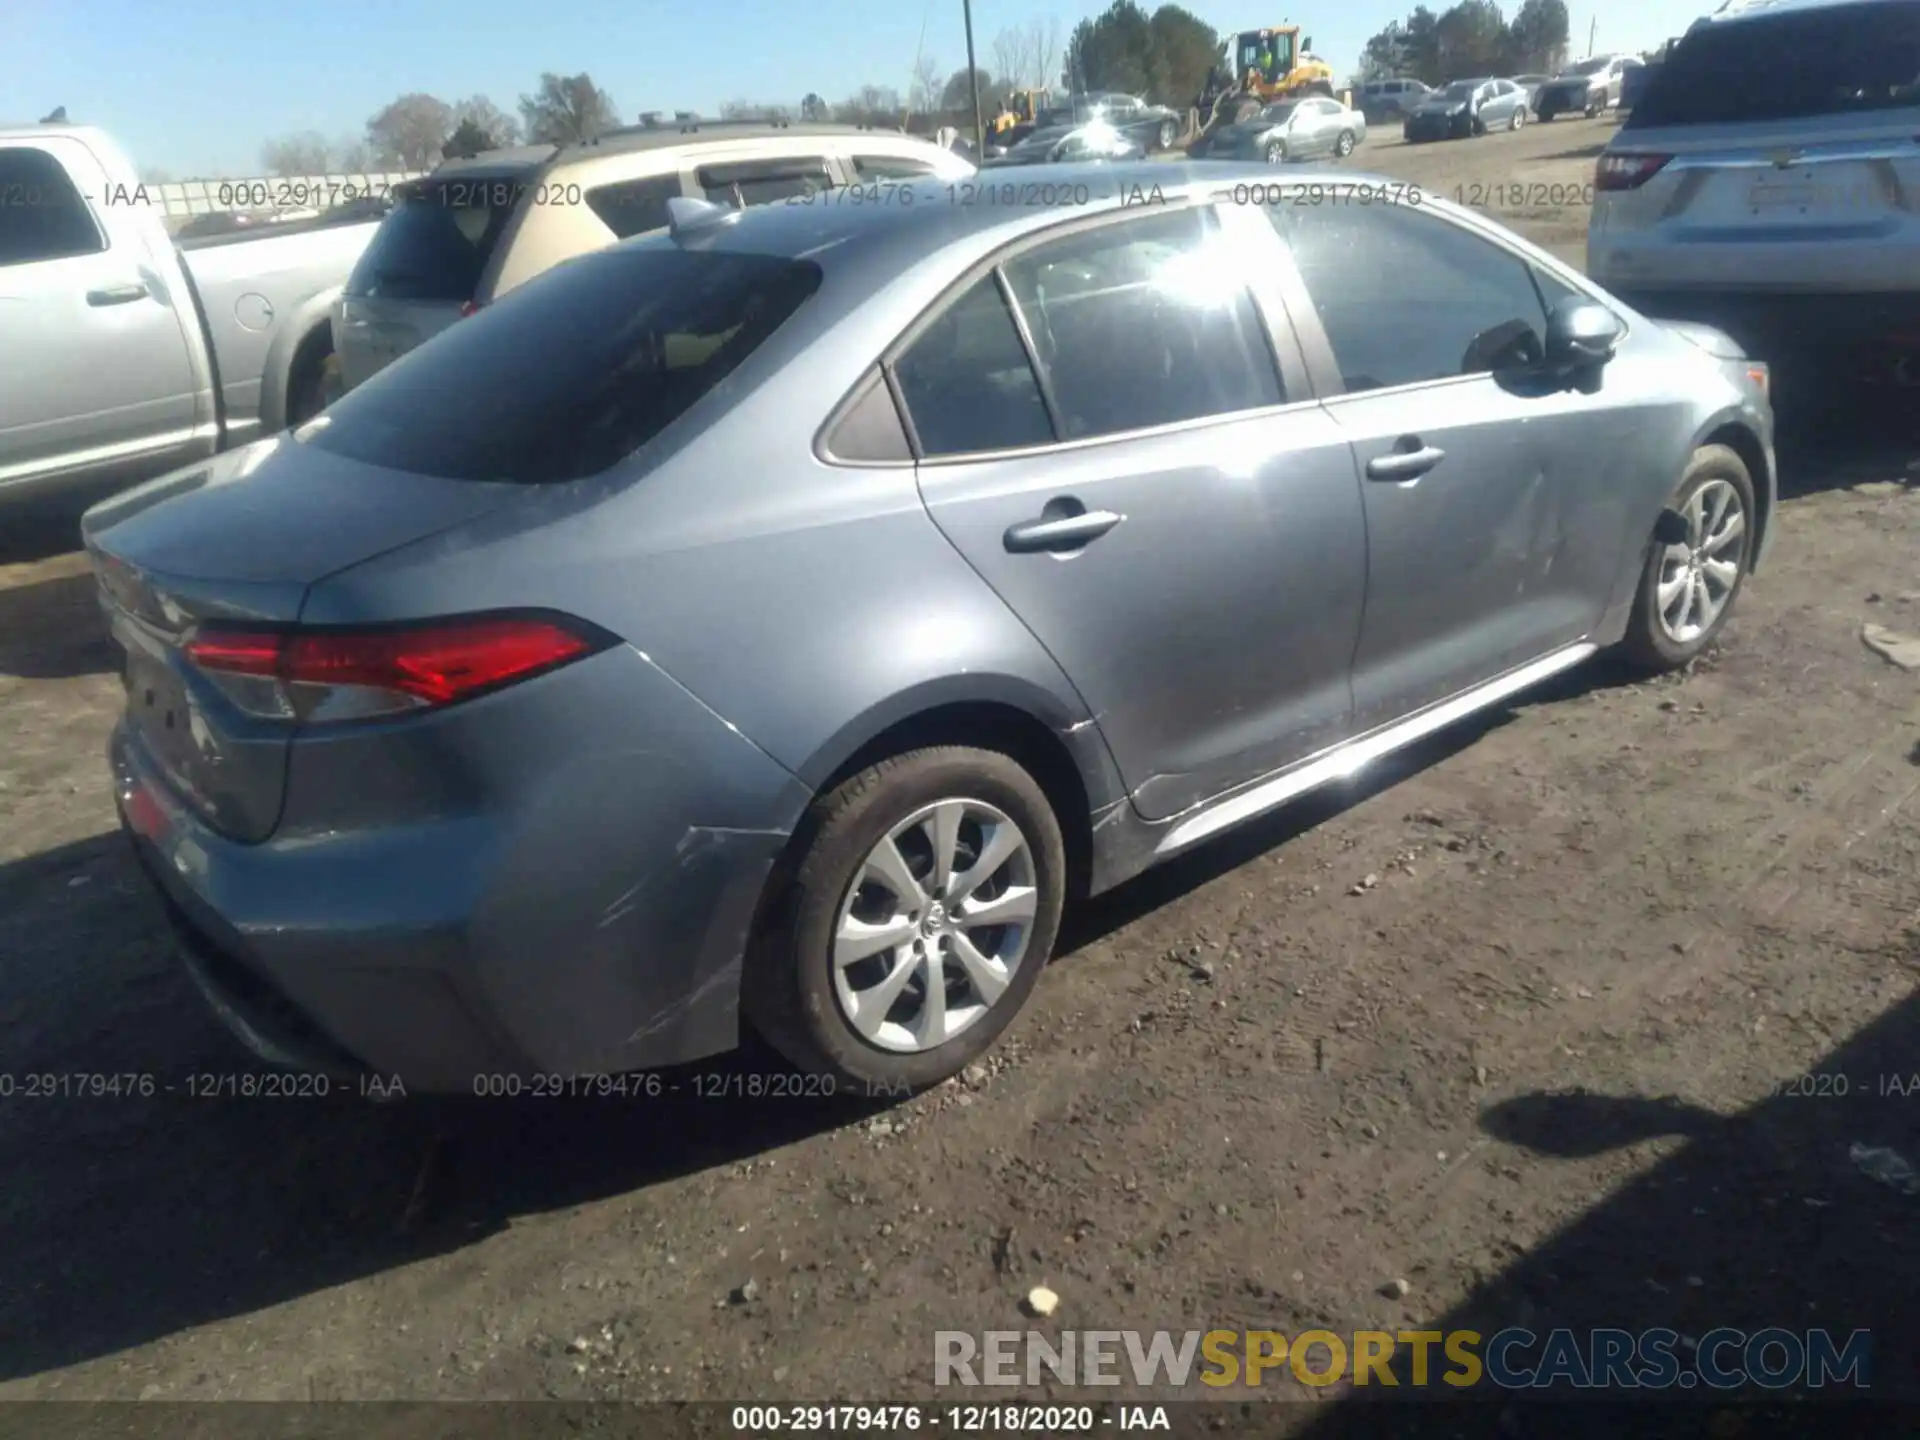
[3,114,1918,1416]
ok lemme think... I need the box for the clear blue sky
[5,0,1712,177]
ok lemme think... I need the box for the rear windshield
[1627,2,1920,128]
[343,173,527,301]
[303,247,822,483]
[1563,58,1609,75]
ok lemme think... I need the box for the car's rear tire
[1265,137,1288,164]
[1333,129,1356,157]
[1538,105,1557,122]
[1616,444,1757,673]
[1509,106,1526,131]
[743,746,1067,1093]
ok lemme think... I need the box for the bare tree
[909,54,944,115]
[1031,17,1063,91]
[260,131,334,176]
[450,95,522,149]
[996,18,1064,90]
[992,29,1024,94]
[519,72,620,144]
[333,136,375,171]
[365,93,454,170]
[718,98,792,120]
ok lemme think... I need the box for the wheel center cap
[924,901,947,931]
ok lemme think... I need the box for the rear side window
[1001,207,1283,440]
[345,175,525,300]
[698,157,834,207]
[1628,2,1920,128]
[0,146,104,266]
[894,276,1054,457]
[853,155,940,180]
[586,174,682,239]
[303,247,822,483]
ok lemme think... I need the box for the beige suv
[333,120,975,392]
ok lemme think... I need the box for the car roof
[638,161,1390,274]
[1700,0,1896,20]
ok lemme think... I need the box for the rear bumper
[112,647,810,1093]
[1403,115,1467,142]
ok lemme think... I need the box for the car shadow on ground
[1284,992,1920,1436]
[0,648,1665,1382]
[0,829,907,1382]
[0,562,118,680]
[1773,386,1919,501]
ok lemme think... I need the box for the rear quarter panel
[180,220,376,437]
[300,218,1130,821]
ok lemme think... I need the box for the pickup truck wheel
[287,345,341,427]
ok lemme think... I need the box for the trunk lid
[83,437,522,841]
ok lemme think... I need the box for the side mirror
[1544,296,1624,368]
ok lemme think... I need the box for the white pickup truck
[0,123,381,504]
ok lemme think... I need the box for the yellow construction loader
[989,89,1051,137]
[1196,25,1336,138]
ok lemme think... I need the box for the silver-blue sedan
[86,164,1774,1097]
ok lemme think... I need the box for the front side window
[0,146,105,266]
[1268,201,1554,392]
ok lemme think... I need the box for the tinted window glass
[345,174,526,300]
[698,158,833,206]
[1268,202,1550,392]
[1003,207,1283,440]
[894,276,1053,457]
[853,155,939,180]
[0,146,104,266]
[1629,3,1919,128]
[586,174,681,239]
[304,247,821,483]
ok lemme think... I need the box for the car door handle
[1366,445,1446,481]
[86,283,150,307]
[1003,509,1125,553]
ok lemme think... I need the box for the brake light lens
[1595,152,1672,191]
[459,300,484,318]
[184,613,609,722]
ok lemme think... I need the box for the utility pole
[1587,16,1597,56]
[963,0,985,158]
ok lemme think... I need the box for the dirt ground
[4,115,1919,1426]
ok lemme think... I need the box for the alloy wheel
[1656,478,1747,644]
[832,798,1039,1054]
[1266,138,1286,164]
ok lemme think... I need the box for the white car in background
[1586,0,1920,383]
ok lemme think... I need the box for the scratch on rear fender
[597,824,788,930]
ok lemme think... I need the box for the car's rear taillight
[184,612,611,722]
[1595,152,1671,191]
[459,300,484,318]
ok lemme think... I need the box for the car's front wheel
[1158,118,1178,150]
[744,747,1066,1092]
[1333,128,1356,157]
[1265,137,1288,164]
[1617,444,1756,672]
[1509,106,1526,131]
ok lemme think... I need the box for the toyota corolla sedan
[87,164,1775,1097]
